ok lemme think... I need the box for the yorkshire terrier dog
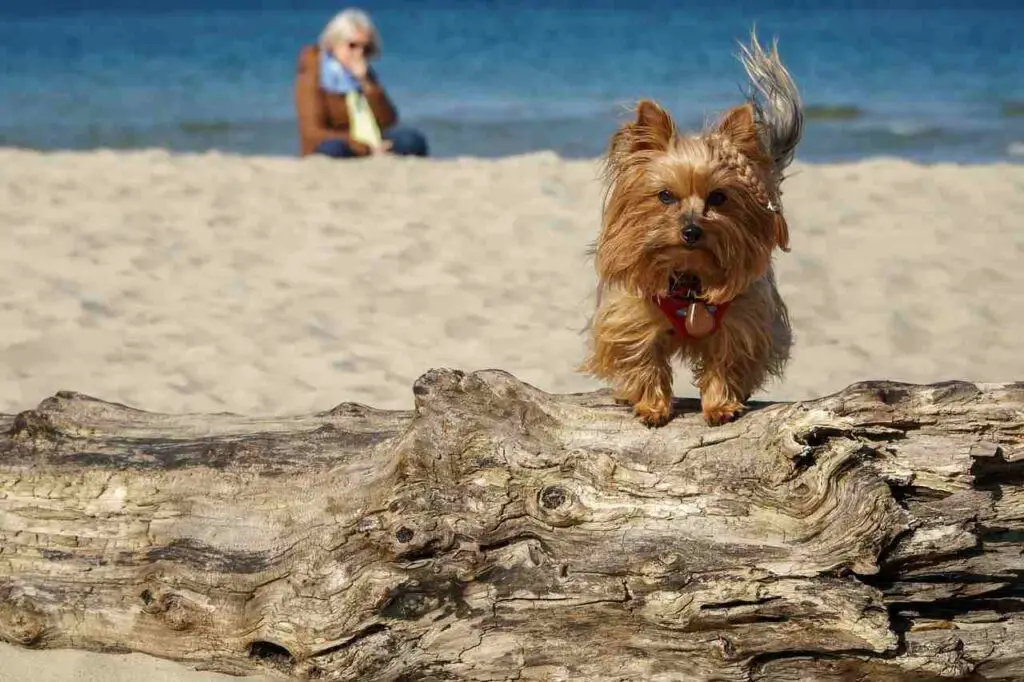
[580,33,803,427]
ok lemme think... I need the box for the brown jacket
[294,45,399,156]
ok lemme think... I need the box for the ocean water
[1,0,1022,163]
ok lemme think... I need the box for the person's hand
[347,55,369,81]
[370,140,393,155]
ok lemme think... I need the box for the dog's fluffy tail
[738,29,803,180]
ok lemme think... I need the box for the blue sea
[1,0,1022,163]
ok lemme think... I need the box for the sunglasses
[346,41,372,52]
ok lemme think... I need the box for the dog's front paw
[702,401,745,426]
[635,400,673,428]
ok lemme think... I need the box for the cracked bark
[0,369,1022,681]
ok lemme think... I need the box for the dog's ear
[715,103,763,161]
[610,99,676,157]
[633,100,675,149]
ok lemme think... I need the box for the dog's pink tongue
[685,302,717,338]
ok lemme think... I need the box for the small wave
[178,120,237,134]
[804,104,864,121]
[833,122,965,156]
[1008,142,1024,157]
[1002,101,1024,118]
[880,122,945,138]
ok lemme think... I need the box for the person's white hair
[318,8,382,59]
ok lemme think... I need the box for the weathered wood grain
[1,369,1021,680]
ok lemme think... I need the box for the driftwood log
[0,368,1021,681]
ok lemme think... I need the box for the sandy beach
[2,149,1022,419]
[1,148,1023,680]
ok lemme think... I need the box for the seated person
[294,8,428,158]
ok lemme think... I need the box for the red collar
[652,275,731,340]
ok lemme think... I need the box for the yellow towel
[346,90,382,149]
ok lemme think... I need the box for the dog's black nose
[681,224,703,245]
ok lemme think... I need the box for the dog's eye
[658,190,677,205]
[706,190,727,207]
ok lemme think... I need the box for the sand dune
[1,148,1023,680]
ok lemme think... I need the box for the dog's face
[595,100,789,304]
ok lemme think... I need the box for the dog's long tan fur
[579,31,802,427]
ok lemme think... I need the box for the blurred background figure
[295,8,428,158]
